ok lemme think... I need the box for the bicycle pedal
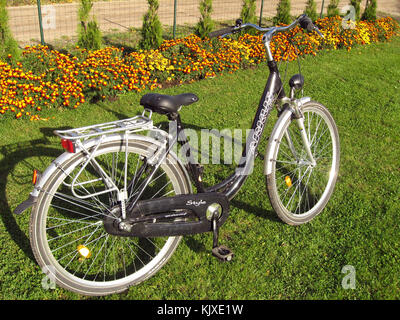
[212,245,234,262]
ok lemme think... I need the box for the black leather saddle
[140,93,199,115]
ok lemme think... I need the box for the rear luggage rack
[51,110,164,201]
[54,111,154,141]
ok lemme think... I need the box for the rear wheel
[266,101,340,225]
[30,139,190,296]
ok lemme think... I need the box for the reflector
[32,169,38,185]
[61,139,76,153]
[77,245,91,259]
[285,176,292,188]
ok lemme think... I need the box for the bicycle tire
[265,101,340,225]
[30,138,191,296]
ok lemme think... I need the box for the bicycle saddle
[140,93,199,115]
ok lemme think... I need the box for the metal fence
[6,0,400,47]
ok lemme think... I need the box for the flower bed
[0,16,398,120]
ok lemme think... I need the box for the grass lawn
[0,36,399,300]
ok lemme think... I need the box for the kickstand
[211,212,234,262]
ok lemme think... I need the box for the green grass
[1,36,400,300]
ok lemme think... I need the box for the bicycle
[14,14,340,296]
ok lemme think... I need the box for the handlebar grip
[209,26,235,38]
[299,15,314,32]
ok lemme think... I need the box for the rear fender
[14,132,190,214]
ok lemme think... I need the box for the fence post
[259,0,264,26]
[173,0,177,38]
[320,0,325,18]
[258,0,264,27]
[36,0,45,45]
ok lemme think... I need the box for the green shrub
[362,0,377,21]
[139,0,163,50]
[0,0,19,61]
[240,0,257,34]
[327,0,340,17]
[240,0,257,24]
[77,0,102,50]
[195,0,214,39]
[304,0,318,22]
[274,0,291,25]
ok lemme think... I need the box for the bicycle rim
[30,139,190,295]
[267,102,340,224]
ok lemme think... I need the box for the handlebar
[208,26,235,38]
[208,14,324,39]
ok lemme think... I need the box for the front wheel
[265,101,340,225]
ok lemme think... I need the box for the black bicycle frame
[125,59,286,216]
[118,60,288,237]
[179,60,286,200]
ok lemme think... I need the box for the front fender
[264,108,293,176]
[264,97,311,175]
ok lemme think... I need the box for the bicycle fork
[284,102,316,167]
[295,117,317,167]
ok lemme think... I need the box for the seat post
[170,113,205,193]
[167,112,179,122]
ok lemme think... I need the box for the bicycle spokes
[273,107,337,217]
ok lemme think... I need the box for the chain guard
[103,192,229,237]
